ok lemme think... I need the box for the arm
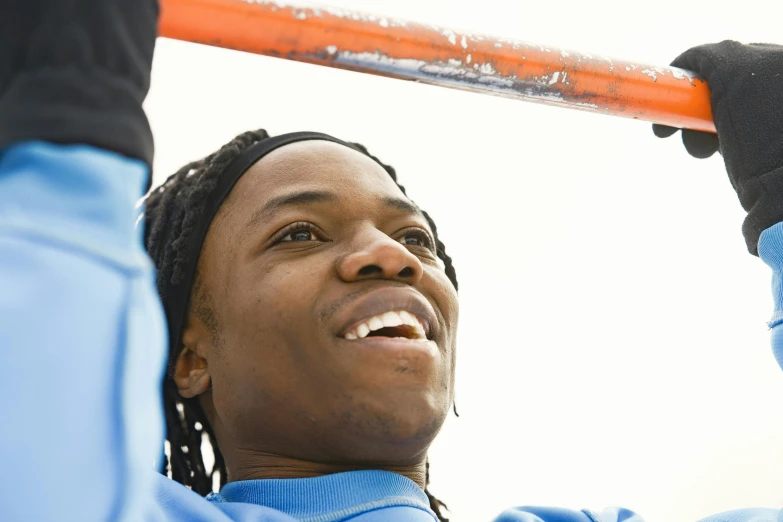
[652,42,783,366]
[758,223,783,372]
[0,1,167,520]
[653,42,783,522]
[0,143,166,521]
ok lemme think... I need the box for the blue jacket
[1,141,780,522]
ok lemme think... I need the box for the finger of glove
[668,42,734,80]
[682,129,720,159]
[652,124,680,138]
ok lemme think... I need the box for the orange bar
[159,0,715,133]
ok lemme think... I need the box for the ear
[173,317,213,399]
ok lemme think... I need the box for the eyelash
[397,228,436,252]
[272,222,325,244]
[270,222,435,253]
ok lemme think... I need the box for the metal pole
[159,0,715,133]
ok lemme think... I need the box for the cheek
[431,269,459,375]
[207,263,333,441]
[427,267,459,335]
[210,261,329,389]
[233,256,319,321]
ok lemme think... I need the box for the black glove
[652,41,783,255]
[0,0,159,170]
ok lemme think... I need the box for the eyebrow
[242,190,423,238]
[252,190,338,225]
[381,195,422,216]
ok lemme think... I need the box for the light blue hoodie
[0,141,778,522]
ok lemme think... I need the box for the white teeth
[415,325,426,339]
[399,311,426,339]
[343,310,429,340]
[381,311,403,328]
[368,316,384,331]
[399,311,416,327]
[356,323,370,339]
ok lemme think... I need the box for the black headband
[163,131,376,359]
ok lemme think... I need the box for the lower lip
[338,336,439,355]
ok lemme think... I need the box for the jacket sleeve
[0,141,168,522]
[757,222,783,372]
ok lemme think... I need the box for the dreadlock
[143,129,458,522]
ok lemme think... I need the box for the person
[0,1,780,522]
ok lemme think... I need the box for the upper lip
[336,286,438,340]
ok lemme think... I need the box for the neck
[199,393,430,490]
[227,450,428,489]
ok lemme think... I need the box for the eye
[398,228,435,251]
[285,229,314,242]
[273,222,325,244]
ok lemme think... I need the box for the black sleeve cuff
[0,66,153,171]
[740,166,783,256]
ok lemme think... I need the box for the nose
[337,226,424,285]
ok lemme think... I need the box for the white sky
[145,1,783,520]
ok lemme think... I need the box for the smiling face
[174,140,459,478]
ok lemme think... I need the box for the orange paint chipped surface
[159,0,715,133]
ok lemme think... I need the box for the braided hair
[143,129,458,521]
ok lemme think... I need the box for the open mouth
[342,310,429,341]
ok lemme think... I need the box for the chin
[331,388,451,464]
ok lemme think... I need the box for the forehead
[226,140,407,211]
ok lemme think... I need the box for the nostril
[358,265,382,277]
[398,267,414,278]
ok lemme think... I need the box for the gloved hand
[0,0,159,170]
[653,41,783,255]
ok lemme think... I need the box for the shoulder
[493,506,643,522]
[698,508,783,522]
